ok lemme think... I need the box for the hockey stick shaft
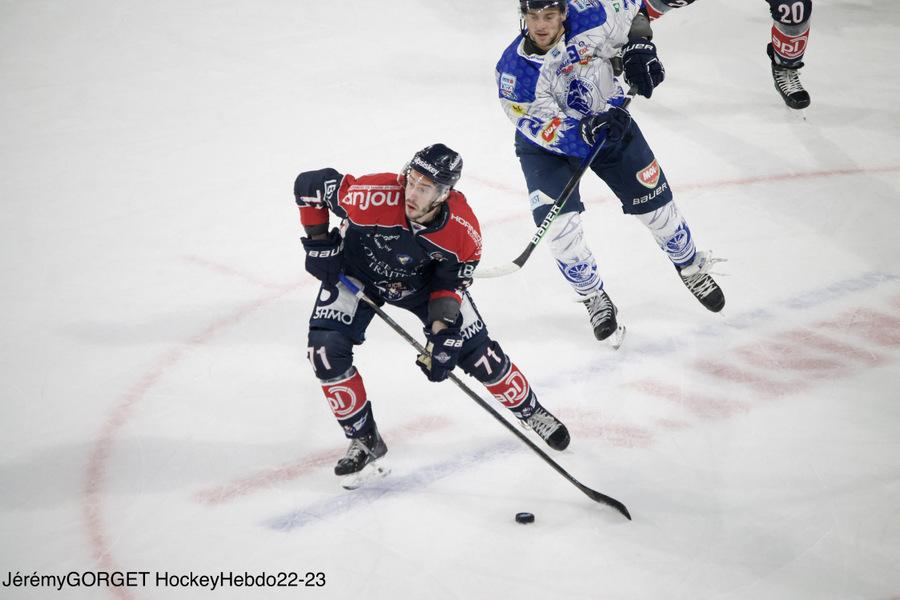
[337,275,631,520]
[476,90,637,279]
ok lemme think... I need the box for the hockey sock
[321,367,373,438]
[771,22,809,67]
[484,362,538,419]
[634,202,696,268]
[546,212,604,297]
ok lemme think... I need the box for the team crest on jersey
[429,251,446,262]
[500,73,517,99]
[567,78,596,115]
[636,159,661,188]
[377,281,409,302]
[396,254,412,265]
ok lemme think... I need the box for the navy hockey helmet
[407,143,463,189]
[519,0,566,14]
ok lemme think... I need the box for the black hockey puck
[515,512,535,524]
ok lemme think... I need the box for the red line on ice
[82,280,305,600]
[194,416,454,506]
[467,163,900,228]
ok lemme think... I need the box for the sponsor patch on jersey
[312,282,361,325]
[510,103,527,116]
[450,213,483,250]
[636,159,661,189]
[541,117,563,143]
[500,73,517,99]
[341,185,401,210]
[571,0,599,12]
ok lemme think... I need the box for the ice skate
[335,426,389,489]
[768,44,810,110]
[677,250,726,312]
[523,405,570,451]
[582,290,626,348]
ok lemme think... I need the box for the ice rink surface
[2,1,899,598]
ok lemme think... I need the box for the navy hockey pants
[515,118,673,226]
[306,279,509,385]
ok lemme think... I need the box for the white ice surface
[2,1,899,599]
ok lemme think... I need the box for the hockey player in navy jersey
[644,0,812,109]
[495,0,725,343]
[294,143,570,479]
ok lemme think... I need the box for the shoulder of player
[565,0,618,37]
[419,192,482,262]
[497,36,542,71]
[339,172,401,193]
[497,40,543,102]
[338,172,406,227]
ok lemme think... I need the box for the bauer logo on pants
[636,159,661,189]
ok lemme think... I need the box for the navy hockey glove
[300,227,343,288]
[622,38,665,98]
[416,326,464,383]
[580,106,632,147]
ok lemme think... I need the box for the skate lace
[342,436,375,464]
[774,67,805,95]
[584,292,614,327]
[682,272,719,299]
[680,251,725,299]
[526,408,560,440]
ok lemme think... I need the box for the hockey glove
[300,227,344,288]
[415,326,464,383]
[579,106,632,147]
[622,38,665,98]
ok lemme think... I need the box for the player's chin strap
[337,274,632,520]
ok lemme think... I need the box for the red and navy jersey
[294,168,482,310]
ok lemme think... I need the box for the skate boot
[677,250,725,313]
[582,290,619,341]
[334,425,387,476]
[768,43,810,109]
[524,405,571,451]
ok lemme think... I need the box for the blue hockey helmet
[407,143,463,189]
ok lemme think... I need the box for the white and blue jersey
[495,0,642,158]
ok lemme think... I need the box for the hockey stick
[476,90,637,279]
[338,274,632,520]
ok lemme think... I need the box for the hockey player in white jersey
[495,0,725,343]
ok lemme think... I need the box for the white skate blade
[340,460,391,490]
[605,324,626,350]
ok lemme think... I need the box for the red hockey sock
[484,363,533,410]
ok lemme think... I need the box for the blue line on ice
[266,439,521,532]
